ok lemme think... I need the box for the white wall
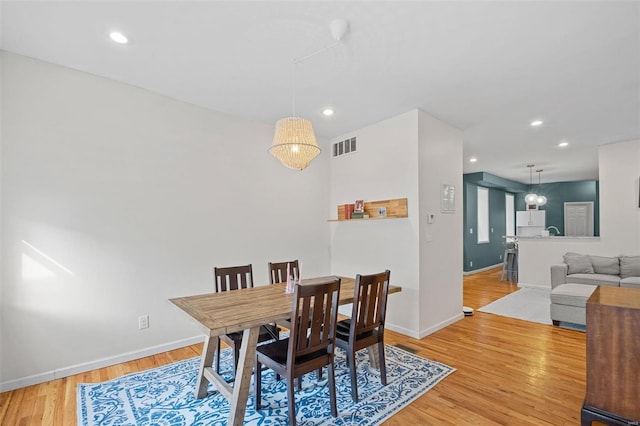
[0,52,330,389]
[417,111,464,336]
[518,139,640,288]
[329,109,464,338]
[598,139,640,253]
[329,110,420,336]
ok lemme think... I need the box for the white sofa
[550,253,640,326]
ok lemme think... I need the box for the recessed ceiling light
[558,141,569,147]
[109,32,129,44]
[530,120,543,127]
[322,108,335,117]
[469,157,478,163]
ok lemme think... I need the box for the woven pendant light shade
[269,117,321,170]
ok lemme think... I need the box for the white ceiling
[2,1,639,184]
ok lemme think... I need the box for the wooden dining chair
[268,260,299,284]
[335,269,391,402]
[213,264,280,376]
[255,277,341,426]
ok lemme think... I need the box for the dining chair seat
[336,319,377,340]
[223,323,280,348]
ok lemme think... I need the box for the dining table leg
[228,326,261,426]
[195,335,219,398]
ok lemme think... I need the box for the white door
[564,202,594,236]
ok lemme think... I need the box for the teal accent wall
[463,175,516,273]
[515,180,599,236]
[463,173,599,273]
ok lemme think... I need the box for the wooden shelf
[328,216,407,222]
[330,197,408,222]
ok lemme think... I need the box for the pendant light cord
[289,29,346,118]
[291,60,296,117]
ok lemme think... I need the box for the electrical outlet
[138,315,149,330]
[499,254,503,260]
[470,261,473,267]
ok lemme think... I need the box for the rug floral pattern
[78,345,454,426]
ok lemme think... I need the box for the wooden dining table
[169,275,401,426]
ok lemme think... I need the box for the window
[477,187,489,243]
[505,193,515,237]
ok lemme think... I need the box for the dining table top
[169,275,401,337]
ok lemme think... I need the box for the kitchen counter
[517,236,600,240]
[516,237,603,288]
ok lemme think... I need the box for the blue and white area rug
[78,345,454,425]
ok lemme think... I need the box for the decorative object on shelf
[536,169,547,206]
[354,199,364,213]
[378,207,387,217]
[268,19,349,171]
[441,184,456,213]
[524,164,538,205]
[351,211,364,219]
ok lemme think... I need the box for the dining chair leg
[215,337,221,374]
[233,345,240,375]
[254,360,262,410]
[328,362,337,418]
[348,351,358,402]
[317,367,323,380]
[378,342,387,386]
[296,376,302,391]
[287,376,297,426]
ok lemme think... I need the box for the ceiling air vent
[332,137,357,158]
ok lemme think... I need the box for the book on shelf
[344,203,355,219]
[351,212,364,219]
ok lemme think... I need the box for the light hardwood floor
[0,268,588,425]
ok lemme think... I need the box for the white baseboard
[0,335,204,393]
[517,282,551,290]
[417,313,464,339]
[2,313,466,392]
[385,322,420,339]
[463,263,502,275]
[384,313,465,340]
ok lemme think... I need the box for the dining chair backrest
[268,260,299,284]
[288,277,340,361]
[348,270,390,341]
[213,264,254,292]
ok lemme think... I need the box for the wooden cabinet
[329,198,408,222]
[582,286,640,425]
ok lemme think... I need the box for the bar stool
[500,240,518,282]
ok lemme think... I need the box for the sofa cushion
[620,276,640,289]
[589,255,620,275]
[566,273,620,286]
[619,255,640,279]
[551,284,598,307]
[564,252,594,275]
